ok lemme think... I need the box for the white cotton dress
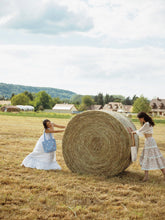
[21,132,61,170]
[135,122,165,171]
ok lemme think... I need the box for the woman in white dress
[21,119,65,170]
[132,112,165,182]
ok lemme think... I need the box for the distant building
[123,105,133,113]
[52,104,78,113]
[87,105,103,111]
[0,100,11,106]
[16,105,34,111]
[0,105,20,112]
[150,98,165,116]
[103,102,123,111]
[103,102,132,113]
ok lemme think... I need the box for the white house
[16,105,34,111]
[52,104,78,113]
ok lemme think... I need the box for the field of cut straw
[0,114,165,220]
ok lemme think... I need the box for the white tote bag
[131,133,137,162]
[131,146,137,162]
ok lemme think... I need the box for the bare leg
[161,168,165,175]
[143,171,149,182]
[161,168,165,181]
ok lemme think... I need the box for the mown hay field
[0,115,165,220]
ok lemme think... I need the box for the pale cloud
[1,0,165,40]
[0,45,165,98]
[0,0,93,34]
[87,0,165,41]
[0,0,165,99]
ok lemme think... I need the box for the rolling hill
[0,83,76,100]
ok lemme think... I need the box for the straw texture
[62,110,139,176]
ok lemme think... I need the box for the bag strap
[44,130,53,140]
[49,133,53,140]
[44,130,46,141]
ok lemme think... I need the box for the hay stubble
[0,115,165,220]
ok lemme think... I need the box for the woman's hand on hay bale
[131,131,136,140]
[45,128,65,133]
[131,131,136,146]
[45,122,66,133]
[52,123,66,129]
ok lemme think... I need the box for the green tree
[94,95,98,104]
[104,94,110,104]
[97,93,104,105]
[77,104,86,111]
[74,101,80,105]
[52,97,62,106]
[112,95,125,103]
[23,91,34,101]
[82,95,94,107]
[0,95,5,100]
[109,95,114,102]
[33,91,53,111]
[11,93,30,105]
[10,93,15,99]
[133,96,151,113]
[71,95,83,104]
[62,99,71,104]
[122,96,132,105]
[132,95,138,104]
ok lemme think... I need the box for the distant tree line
[0,95,5,100]
[0,82,75,100]
[72,94,150,113]
[9,91,151,113]
[71,93,139,106]
[11,91,64,111]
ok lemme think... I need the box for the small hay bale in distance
[62,110,139,177]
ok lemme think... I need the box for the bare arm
[45,128,65,133]
[132,123,149,136]
[52,123,66,129]
[131,132,135,146]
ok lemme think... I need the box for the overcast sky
[0,0,165,99]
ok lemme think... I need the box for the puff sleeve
[135,122,151,136]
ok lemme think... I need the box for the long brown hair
[43,119,50,129]
[137,112,155,126]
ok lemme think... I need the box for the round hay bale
[62,110,139,177]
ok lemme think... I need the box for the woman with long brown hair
[21,119,65,170]
[132,112,165,182]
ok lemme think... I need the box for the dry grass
[0,115,165,220]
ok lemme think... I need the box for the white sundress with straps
[21,131,61,170]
